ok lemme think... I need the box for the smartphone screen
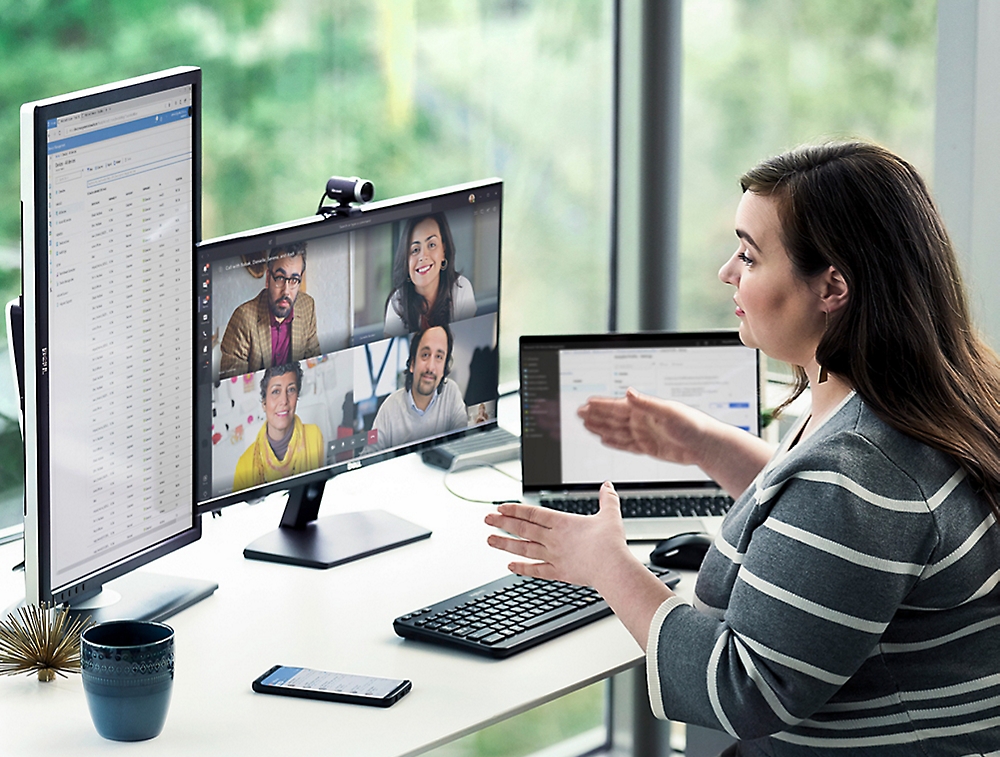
[257,666,409,703]
[261,666,404,697]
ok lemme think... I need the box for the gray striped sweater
[647,393,1000,755]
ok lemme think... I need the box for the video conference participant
[233,361,325,492]
[220,243,320,379]
[486,142,1000,755]
[384,212,476,337]
[368,325,468,452]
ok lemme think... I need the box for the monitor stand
[68,572,218,624]
[243,481,432,569]
[3,572,218,625]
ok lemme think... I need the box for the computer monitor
[196,179,502,567]
[20,67,215,621]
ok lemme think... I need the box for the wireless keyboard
[393,566,680,658]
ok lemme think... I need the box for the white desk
[0,449,695,757]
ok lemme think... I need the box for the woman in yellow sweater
[233,361,325,492]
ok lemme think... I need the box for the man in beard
[368,325,469,452]
[219,243,320,378]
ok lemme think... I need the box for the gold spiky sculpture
[0,603,91,681]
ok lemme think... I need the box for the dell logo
[347,460,362,471]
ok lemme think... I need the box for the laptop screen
[520,331,760,493]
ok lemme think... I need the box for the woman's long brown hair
[742,141,1000,516]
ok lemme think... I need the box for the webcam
[317,176,375,218]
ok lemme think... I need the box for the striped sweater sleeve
[646,427,940,740]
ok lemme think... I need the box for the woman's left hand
[486,481,677,649]
[485,481,631,587]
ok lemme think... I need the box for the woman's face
[263,371,299,439]
[718,192,826,367]
[407,217,446,296]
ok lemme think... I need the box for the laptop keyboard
[540,494,733,519]
[393,566,679,658]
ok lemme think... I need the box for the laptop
[519,331,761,541]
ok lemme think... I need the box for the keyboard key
[521,605,576,629]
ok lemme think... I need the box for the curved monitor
[20,67,213,620]
[195,179,502,567]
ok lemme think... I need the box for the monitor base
[69,571,218,624]
[244,510,431,569]
[3,571,218,625]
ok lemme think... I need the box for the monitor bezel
[20,66,203,607]
[194,177,503,517]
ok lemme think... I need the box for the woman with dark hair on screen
[486,142,1000,755]
[384,212,476,337]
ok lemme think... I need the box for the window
[0,0,939,753]
[0,0,614,750]
[677,0,937,334]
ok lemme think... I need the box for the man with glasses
[219,243,320,378]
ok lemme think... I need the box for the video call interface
[195,185,501,504]
[520,338,759,489]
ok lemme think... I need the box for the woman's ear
[816,266,849,313]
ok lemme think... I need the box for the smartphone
[252,665,411,707]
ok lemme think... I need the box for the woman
[233,361,325,492]
[384,212,476,336]
[486,142,1000,755]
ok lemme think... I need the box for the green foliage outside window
[678,0,936,331]
[0,0,613,528]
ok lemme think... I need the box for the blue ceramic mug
[80,620,174,741]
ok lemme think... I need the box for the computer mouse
[649,532,712,571]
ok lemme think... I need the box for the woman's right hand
[577,387,774,496]
[577,388,709,466]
